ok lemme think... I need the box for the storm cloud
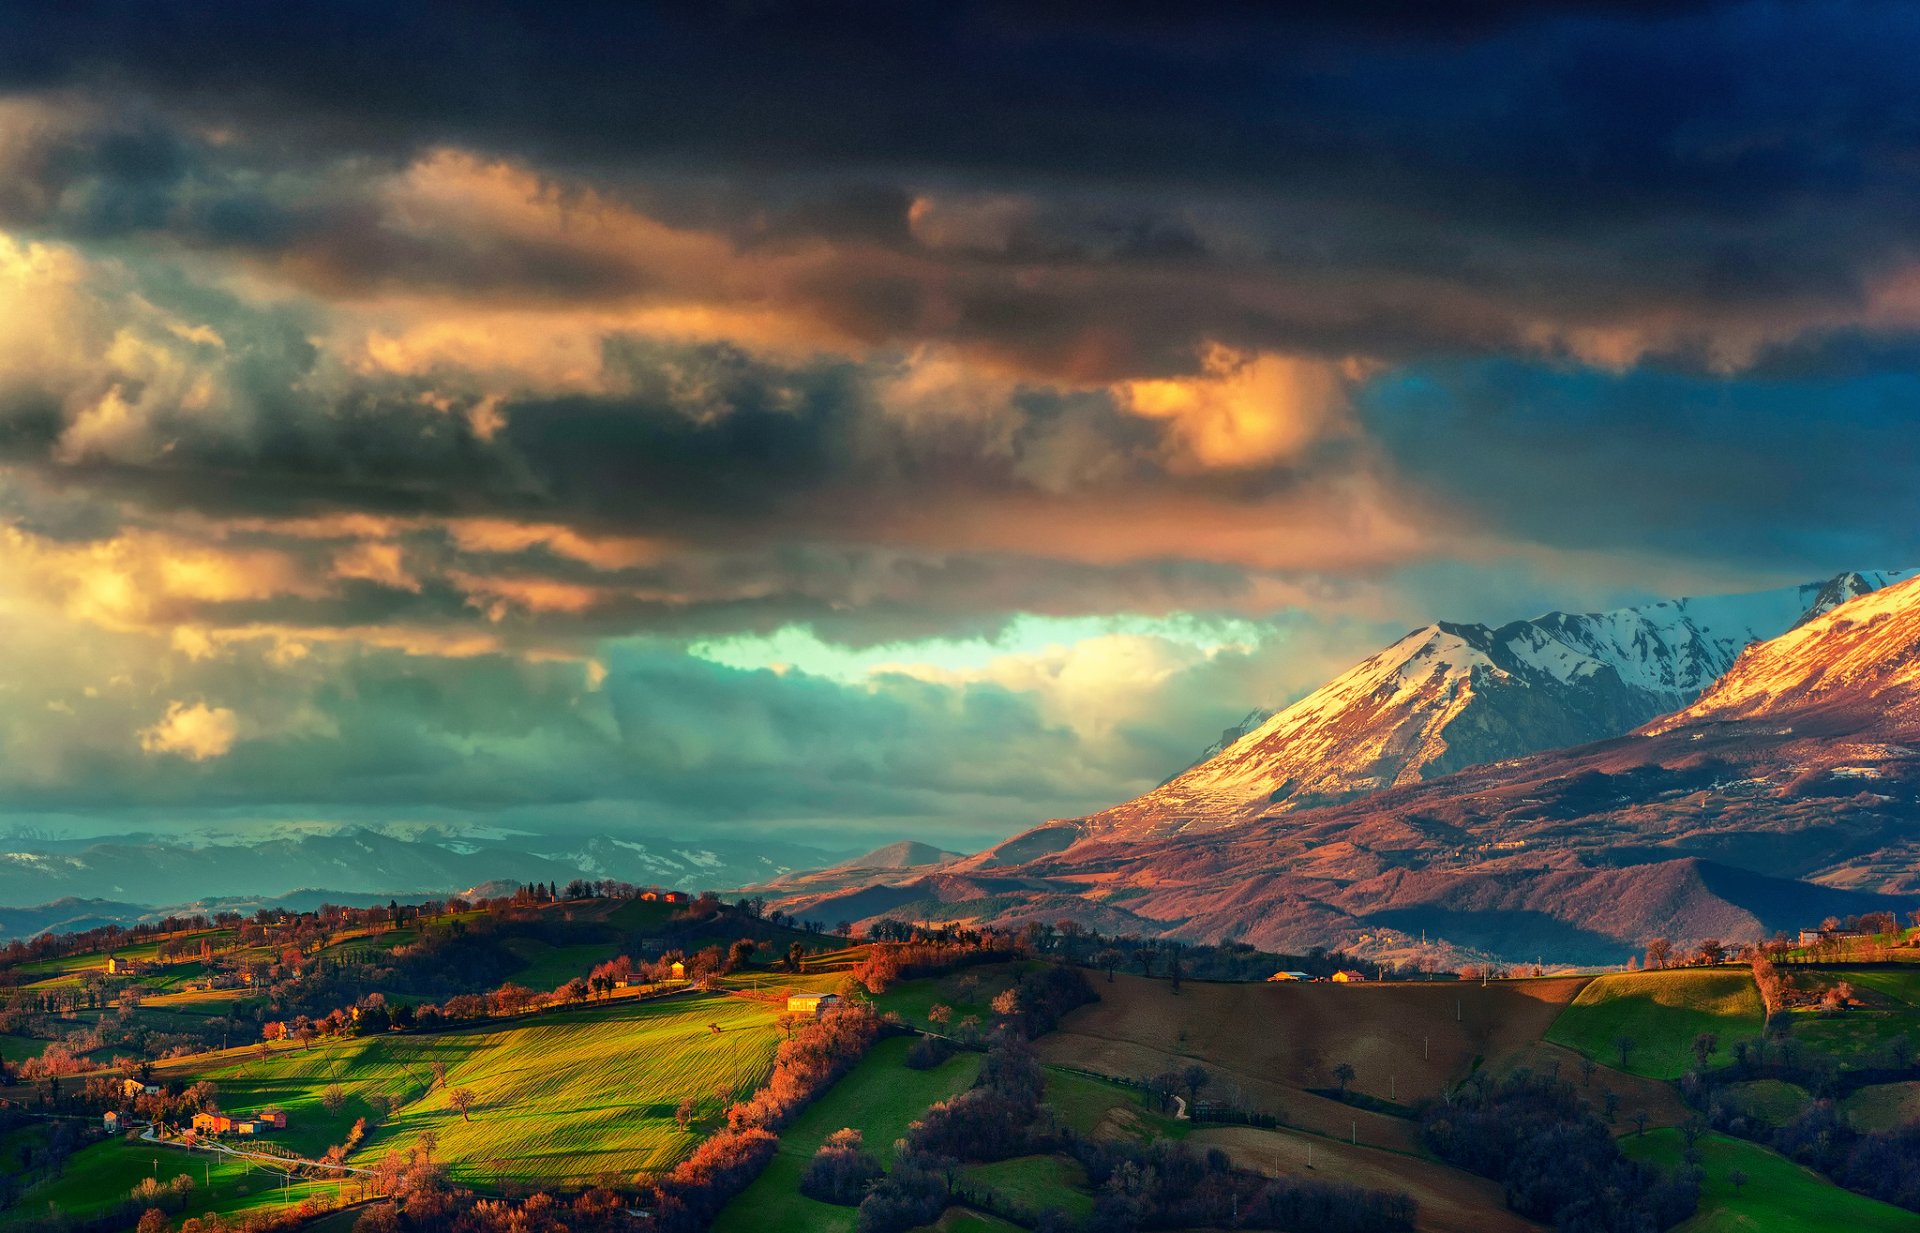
[0,1,1913,845]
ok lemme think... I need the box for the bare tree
[1331,1061,1356,1099]
[448,1087,476,1122]
[1614,1034,1636,1068]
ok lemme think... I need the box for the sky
[2,1,1919,851]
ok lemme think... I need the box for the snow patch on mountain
[1089,570,1913,838]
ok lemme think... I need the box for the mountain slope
[792,573,1920,963]
[1089,570,1909,841]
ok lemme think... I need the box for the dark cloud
[2,0,1916,849]
[6,3,1920,374]
[1361,358,1920,571]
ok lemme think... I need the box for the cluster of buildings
[1266,969,1369,982]
[191,1108,288,1136]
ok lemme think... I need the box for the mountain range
[0,825,851,939]
[772,570,1920,964]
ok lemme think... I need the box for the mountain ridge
[779,571,1920,964]
[1078,569,1910,843]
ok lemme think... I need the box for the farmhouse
[1329,970,1367,983]
[122,1078,160,1098]
[103,1111,120,1132]
[105,955,149,976]
[669,960,687,980]
[192,1112,235,1134]
[787,991,841,1017]
[1266,971,1310,982]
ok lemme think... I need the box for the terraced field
[1546,969,1764,1078]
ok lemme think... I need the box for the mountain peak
[1651,571,1920,733]
[1092,570,1913,841]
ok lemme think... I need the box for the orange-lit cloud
[0,526,324,632]
[1116,345,1356,472]
[444,519,670,570]
[139,700,238,761]
[331,539,420,592]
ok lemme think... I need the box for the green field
[502,938,619,990]
[713,1035,984,1233]
[1546,969,1765,1078]
[1844,1081,1920,1133]
[1040,1067,1182,1141]
[1719,1079,1811,1127]
[4,1133,345,1226]
[0,1036,49,1063]
[872,964,1031,1031]
[1625,1129,1920,1232]
[911,1209,1025,1233]
[1830,969,1920,1009]
[190,991,785,1185]
[961,1154,1093,1221]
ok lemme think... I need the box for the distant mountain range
[773,570,1920,964]
[0,826,851,939]
[754,840,963,903]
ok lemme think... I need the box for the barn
[787,991,841,1017]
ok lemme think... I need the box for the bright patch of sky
[687,612,1275,683]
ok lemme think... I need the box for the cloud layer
[0,2,1915,847]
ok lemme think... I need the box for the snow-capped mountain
[1652,571,1920,733]
[791,573,1920,964]
[1089,570,1910,838]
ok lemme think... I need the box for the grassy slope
[960,1154,1094,1220]
[1624,1129,1920,1233]
[191,992,783,1185]
[1041,1067,1184,1141]
[911,1209,1024,1233]
[712,1036,983,1233]
[1546,969,1764,1079]
[871,965,1031,1031]
[6,1134,344,1224]
[1844,1081,1920,1133]
[1719,1079,1812,1127]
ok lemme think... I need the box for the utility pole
[1424,1035,1430,1060]
[1350,1120,1356,1145]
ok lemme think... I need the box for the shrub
[799,1128,884,1205]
